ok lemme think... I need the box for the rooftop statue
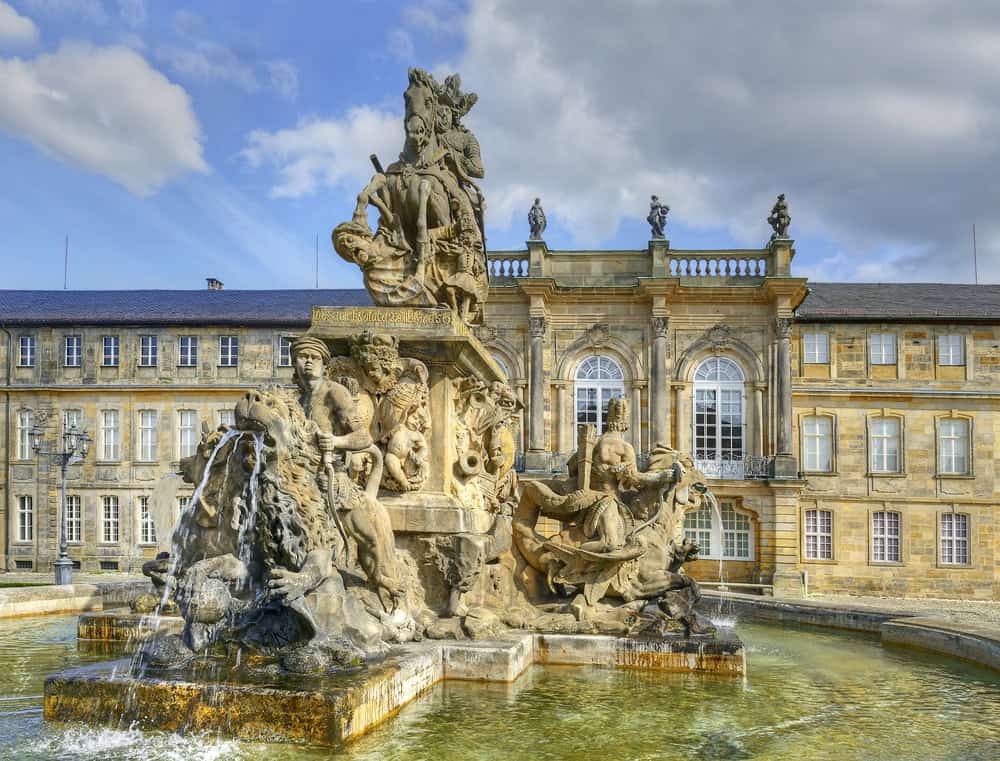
[768,193,791,240]
[334,68,488,324]
[528,197,546,240]
[647,195,669,239]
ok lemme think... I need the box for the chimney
[206,277,224,290]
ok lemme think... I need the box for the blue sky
[1,1,997,290]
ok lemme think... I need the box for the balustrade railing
[487,253,530,280]
[668,252,770,278]
[695,455,775,480]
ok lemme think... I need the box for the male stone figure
[768,193,791,240]
[292,336,404,609]
[647,195,669,239]
[528,198,546,240]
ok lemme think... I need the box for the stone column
[774,317,797,478]
[753,383,765,457]
[628,381,644,453]
[514,380,527,454]
[671,382,686,452]
[525,316,549,470]
[554,381,569,454]
[649,316,669,447]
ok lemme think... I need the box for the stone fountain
[44,67,743,747]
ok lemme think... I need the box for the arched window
[683,500,754,560]
[693,357,745,478]
[575,355,625,434]
[491,354,510,380]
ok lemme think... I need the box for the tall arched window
[693,357,745,478]
[575,355,625,434]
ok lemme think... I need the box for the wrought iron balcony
[695,455,775,480]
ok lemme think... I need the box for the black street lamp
[31,423,92,585]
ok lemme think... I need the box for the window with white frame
[804,508,833,560]
[683,506,713,557]
[64,335,82,367]
[802,332,829,364]
[63,408,82,437]
[16,496,33,542]
[574,355,625,435]
[101,495,120,543]
[100,409,120,461]
[16,409,33,460]
[802,415,833,472]
[872,510,901,562]
[937,335,965,366]
[137,410,158,461]
[65,494,81,543]
[18,335,35,367]
[178,496,190,512]
[218,409,235,428]
[102,335,119,366]
[138,495,156,544]
[219,336,239,367]
[721,502,752,559]
[940,513,969,565]
[179,335,198,366]
[693,357,745,472]
[278,336,293,367]
[139,335,158,366]
[869,333,896,365]
[683,501,754,560]
[178,410,198,458]
[869,417,901,473]
[938,418,970,475]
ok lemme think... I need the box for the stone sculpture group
[141,69,719,676]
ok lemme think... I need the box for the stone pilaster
[649,316,669,447]
[524,315,549,471]
[774,316,797,478]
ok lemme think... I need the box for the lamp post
[31,423,91,585]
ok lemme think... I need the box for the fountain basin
[44,630,744,746]
[77,611,184,642]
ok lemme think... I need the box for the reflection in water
[1,615,998,761]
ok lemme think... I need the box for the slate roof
[798,283,1000,322]
[0,289,372,327]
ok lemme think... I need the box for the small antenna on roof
[63,235,69,289]
[972,224,979,285]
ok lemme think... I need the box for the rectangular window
[138,496,156,544]
[139,335,158,367]
[218,409,235,428]
[100,409,120,460]
[804,508,833,560]
[869,333,896,365]
[938,418,970,475]
[872,510,901,562]
[178,496,190,512]
[16,496,33,542]
[870,417,901,473]
[721,502,752,560]
[802,332,829,364]
[63,408,82,436]
[16,409,33,460]
[64,335,82,367]
[219,336,239,367]
[179,335,198,367]
[940,513,969,565]
[937,335,965,366]
[278,336,293,367]
[65,494,82,543]
[138,410,158,461]
[803,416,833,472]
[102,335,119,366]
[178,410,198,458]
[683,506,712,558]
[101,495,120,543]
[18,335,36,367]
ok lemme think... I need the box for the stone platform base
[45,630,744,746]
[78,611,184,642]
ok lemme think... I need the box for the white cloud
[0,41,208,195]
[0,1,39,46]
[156,40,259,92]
[241,106,401,198]
[387,28,414,60]
[403,0,463,36]
[21,0,106,24]
[267,59,298,101]
[117,0,144,28]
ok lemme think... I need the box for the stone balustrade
[668,252,771,278]
[487,252,530,281]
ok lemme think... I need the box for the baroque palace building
[2,236,999,600]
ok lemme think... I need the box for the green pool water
[1,613,998,761]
